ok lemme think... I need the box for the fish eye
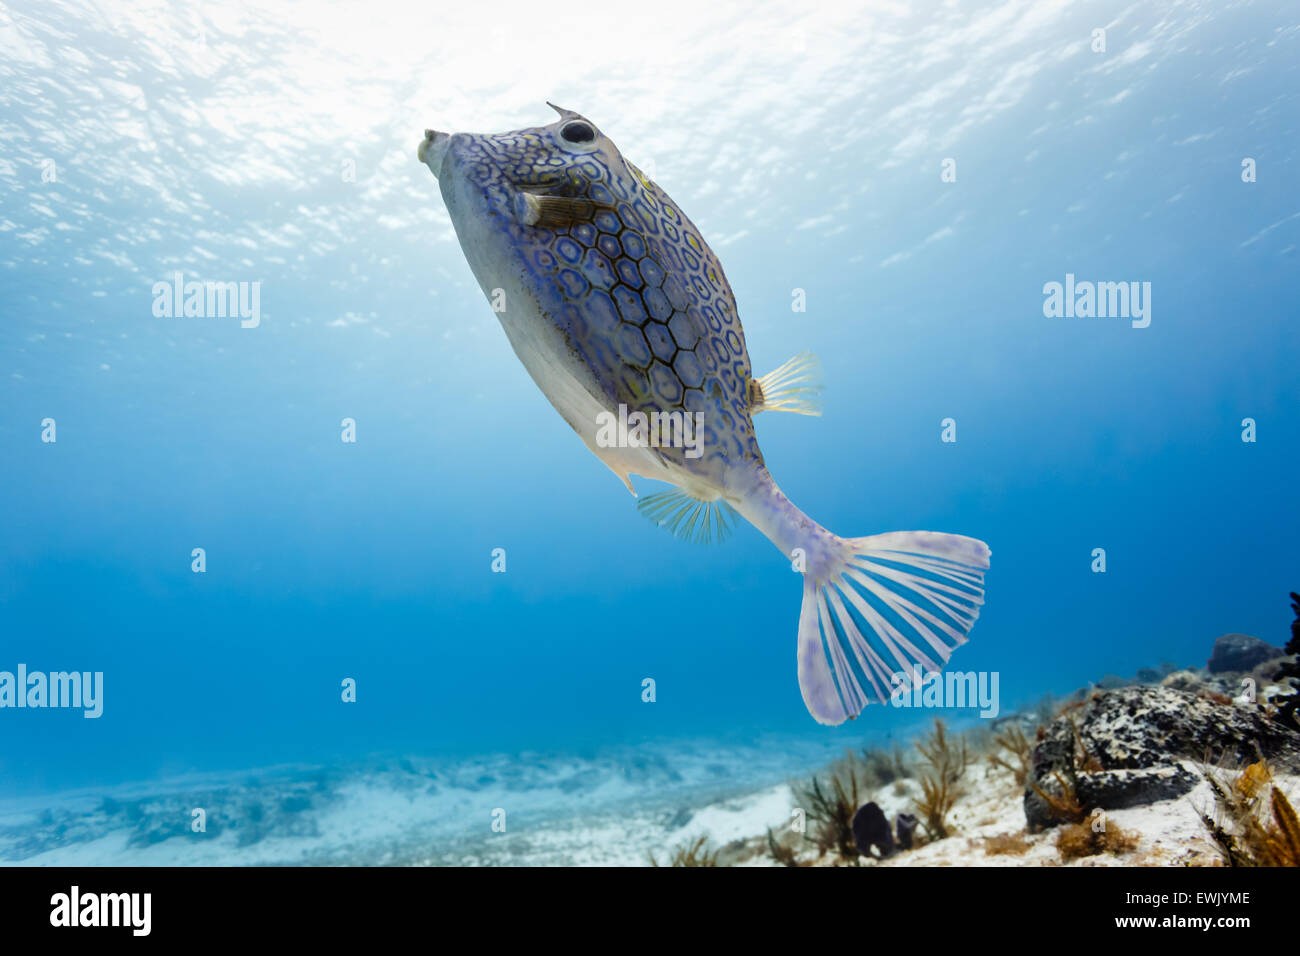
[560,122,595,144]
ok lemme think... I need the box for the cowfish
[418,105,990,725]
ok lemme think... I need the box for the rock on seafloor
[1206,633,1287,674]
[1024,685,1300,829]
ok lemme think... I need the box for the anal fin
[637,488,740,545]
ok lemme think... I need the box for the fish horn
[546,101,579,120]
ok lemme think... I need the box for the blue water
[1,0,1297,853]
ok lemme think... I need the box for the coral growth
[912,719,971,840]
[793,751,871,864]
[1056,819,1138,860]
[1200,759,1300,867]
[860,744,909,787]
[989,723,1033,787]
[1270,592,1300,730]
[1025,712,1104,830]
[765,827,806,867]
[983,831,1032,856]
[649,834,721,867]
[1030,770,1088,827]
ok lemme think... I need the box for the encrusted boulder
[1074,765,1202,811]
[1207,633,1286,674]
[1160,669,1204,692]
[1024,685,1300,829]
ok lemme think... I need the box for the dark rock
[236,825,267,848]
[667,807,693,829]
[1095,673,1133,690]
[556,769,600,794]
[620,753,674,783]
[1207,633,1286,674]
[1024,685,1300,829]
[1136,668,1161,684]
[1270,593,1300,729]
[127,815,190,848]
[715,838,760,867]
[851,801,894,858]
[1161,669,1204,691]
[1075,766,1200,810]
[895,813,918,851]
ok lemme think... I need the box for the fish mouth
[418,129,451,178]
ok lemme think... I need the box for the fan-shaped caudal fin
[797,531,990,725]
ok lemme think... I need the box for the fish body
[419,106,990,725]
[423,106,755,505]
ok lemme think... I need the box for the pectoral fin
[751,352,824,416]
[517,193,612,229]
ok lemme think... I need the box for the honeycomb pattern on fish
[462,129,763,480]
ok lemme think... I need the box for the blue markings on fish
[418,105,990,725]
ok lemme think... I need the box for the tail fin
[735,472,990,725]
[797,531,990,725]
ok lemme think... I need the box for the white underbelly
[446,185,678,495]
[494,276,673,494]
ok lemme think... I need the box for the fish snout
[418,129,452,178]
